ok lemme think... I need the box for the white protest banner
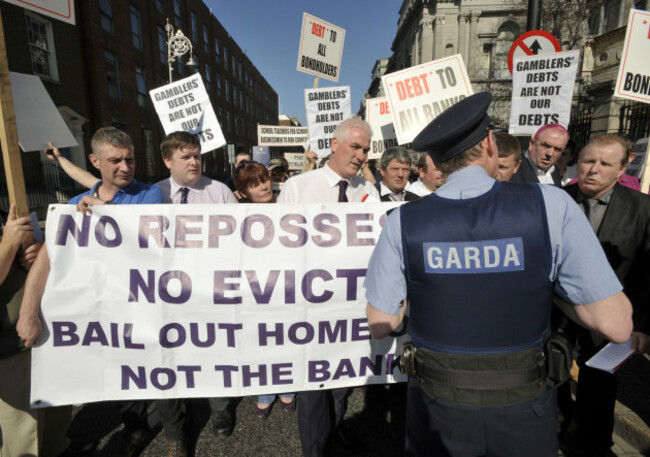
[614,9,650,104]
[2,0,75,25]
[365,97,400,160]
[30,203,406,407]
[305,86,351,158]
[382,55,473,145]
[296,12,345,82]
[257,125,309,147]
[509,50,580,135]
[149,74,226,153]
[284,152,304,170]
[10,72,77,152]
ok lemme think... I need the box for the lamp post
[166,19,198,82]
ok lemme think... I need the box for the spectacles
[235,160,257,175]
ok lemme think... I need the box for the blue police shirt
[68,179,163,205]
[364,166,622,316]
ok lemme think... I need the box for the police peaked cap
[411,92,494,163]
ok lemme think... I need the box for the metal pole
[527,0,542,31]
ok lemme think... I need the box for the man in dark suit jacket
[377,147,420,202]
[510,124,569,187]
[564,133,650,457]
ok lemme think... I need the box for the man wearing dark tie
[154,131,237,456]
[278,118,379,456]
[377,147,420,202]
[564,133,650,457]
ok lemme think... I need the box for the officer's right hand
[1,204,34,248]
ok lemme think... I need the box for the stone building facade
[1,0,278,212]
[370,0,649,143]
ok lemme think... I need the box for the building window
[233,85,238,108]
[225,79,230,101]
[224,47,228,70]
[105,50,120,100]
[156,0,164,14]
[143,128,156,178]
[238,62,242,82]
[215,38,220,63]
[135,65,147,107]
[203,25,209,53]
[481,43,494,80]
[158,26,166,65]
[130,5,142,51]
[173,0,182,28]
[26,13,58,80]
[604,0,621,32]
[205,63,211,90]
[190,11,197,42]
[100,0,114,34]
[217,73,222,97]
[218,106,225,131]
[494,24,517,79]
[231,56,236,75]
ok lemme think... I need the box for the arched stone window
[444,43,454,57]
[494,22,518,79]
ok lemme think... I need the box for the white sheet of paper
[10,72,78,152]
[585,337,634,374]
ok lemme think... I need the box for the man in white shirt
[278,118,379,457]
[510,124,569,187]
[407,154,446,196]
[278,119,379,204]
[378,147,420,201]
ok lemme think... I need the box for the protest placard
[252,145,270,165]
[284,152,304,170]
[257,125,309,147]
[509,50,580,135]
[296,13,345,82]
[614,9,650,104]
[381,55,473,145]
[31,203,407,407]
[149,74,226,153]
[304,86,351,157]
[365,97,400,160]
[9,72,77,152]
[2,0,75,25]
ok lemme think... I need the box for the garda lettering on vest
[423,237,524,274]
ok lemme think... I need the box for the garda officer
[364,92,633,457]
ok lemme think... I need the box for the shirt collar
[91,180,137,198]
[525,151,555,177]
[576,185,615,205]
[380,182,404,197]
[169,176,203,196]
[323,163,349,188]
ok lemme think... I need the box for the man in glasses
[510,123,569,187]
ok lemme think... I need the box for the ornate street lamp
[166,19,198,82]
